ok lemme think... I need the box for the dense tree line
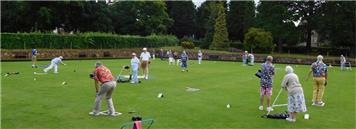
[1,1,355,52]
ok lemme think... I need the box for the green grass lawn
[1,59,355,129]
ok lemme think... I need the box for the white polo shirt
[140,52,151,61]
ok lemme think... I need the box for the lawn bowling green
[1,59,355,129]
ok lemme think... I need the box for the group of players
[30,48,351,119]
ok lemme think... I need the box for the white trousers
[44,62,58,73]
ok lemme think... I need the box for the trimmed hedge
[1,33,179,49]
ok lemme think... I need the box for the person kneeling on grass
[181,51,189,72]
[282,66,307,122]
[131,53,140,84]
[43,56,66,73]
[89,61,121,116]
[259,56,275,112]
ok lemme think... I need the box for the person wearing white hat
[305,55,328,107]
[43,56,66,73]
[282,66,307,122]
[131,53,140,84]
[140,48,151,79]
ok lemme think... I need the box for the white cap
[59,56,63,59]
[317,55,323,61]
[132,53,136,56]
[143,48,147,51]
[285,65,294,74]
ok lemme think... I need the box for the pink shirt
[93,66,113,83]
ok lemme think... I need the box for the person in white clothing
[198,50,203,64]
[248,53,254,65]
[168,50,174,65]
[140,48,151,79]
[43,56,66,73]
[340,55,346,70]
[131,53,140,84]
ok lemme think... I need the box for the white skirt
[288,93,307,113]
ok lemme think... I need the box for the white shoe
[43,69,47,73]
[89,111,101,116]
[109,112,122,117]
[286,117,296,122]
[145,76,148,80]
[267,107,274,112]
[101,111,122,117]
[317,102,325,107]
[258,106,263,111]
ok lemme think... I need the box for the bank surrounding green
[1,33,179,49]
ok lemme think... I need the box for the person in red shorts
[89,61,121,116]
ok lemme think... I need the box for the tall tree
[256,1,300,53]
[317,1,355,50]
[166,1,196,38]
[289,1,323,54]
[210,3,229,50]
[227,0,255,42]
[111,1,173,35]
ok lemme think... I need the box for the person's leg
[133,69,138,83]
[54,64,58,73]
[44,62,54,72]
[92,84,109,114]
[105,82,116,114]
[312,79,319,104]
[145,63,149,79]
[317,78,326,103]
[259,87,264,110]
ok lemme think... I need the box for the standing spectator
[140,48,151,80]
[168,50,174,65]
[173,51,179,66]
[89,61,121,116]
[242,51,248,66]
[248,53,254,65]
[282,66,307,122]
[259,56,275,111]
[131,53,140,84]
[159,48,164,61]
[181,51,189,72]
[152,49,156,60]
[43,56,66,73]
[31,48,38,68]
[198,50,203,65]
[306,55,328,107]
[340,55,346,70]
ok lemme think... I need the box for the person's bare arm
[61,61,66,65]
[305,70,312,81]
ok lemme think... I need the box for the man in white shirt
[140,48,151,79]
[43,56,66,73]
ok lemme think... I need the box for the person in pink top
[89,61,121,116]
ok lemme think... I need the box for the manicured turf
[1,59,355,129]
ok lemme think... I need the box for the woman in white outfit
[281,66,307,122]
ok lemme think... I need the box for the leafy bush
[243,27,273,53]
[1,33,179,49]
[181,41,195,49]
